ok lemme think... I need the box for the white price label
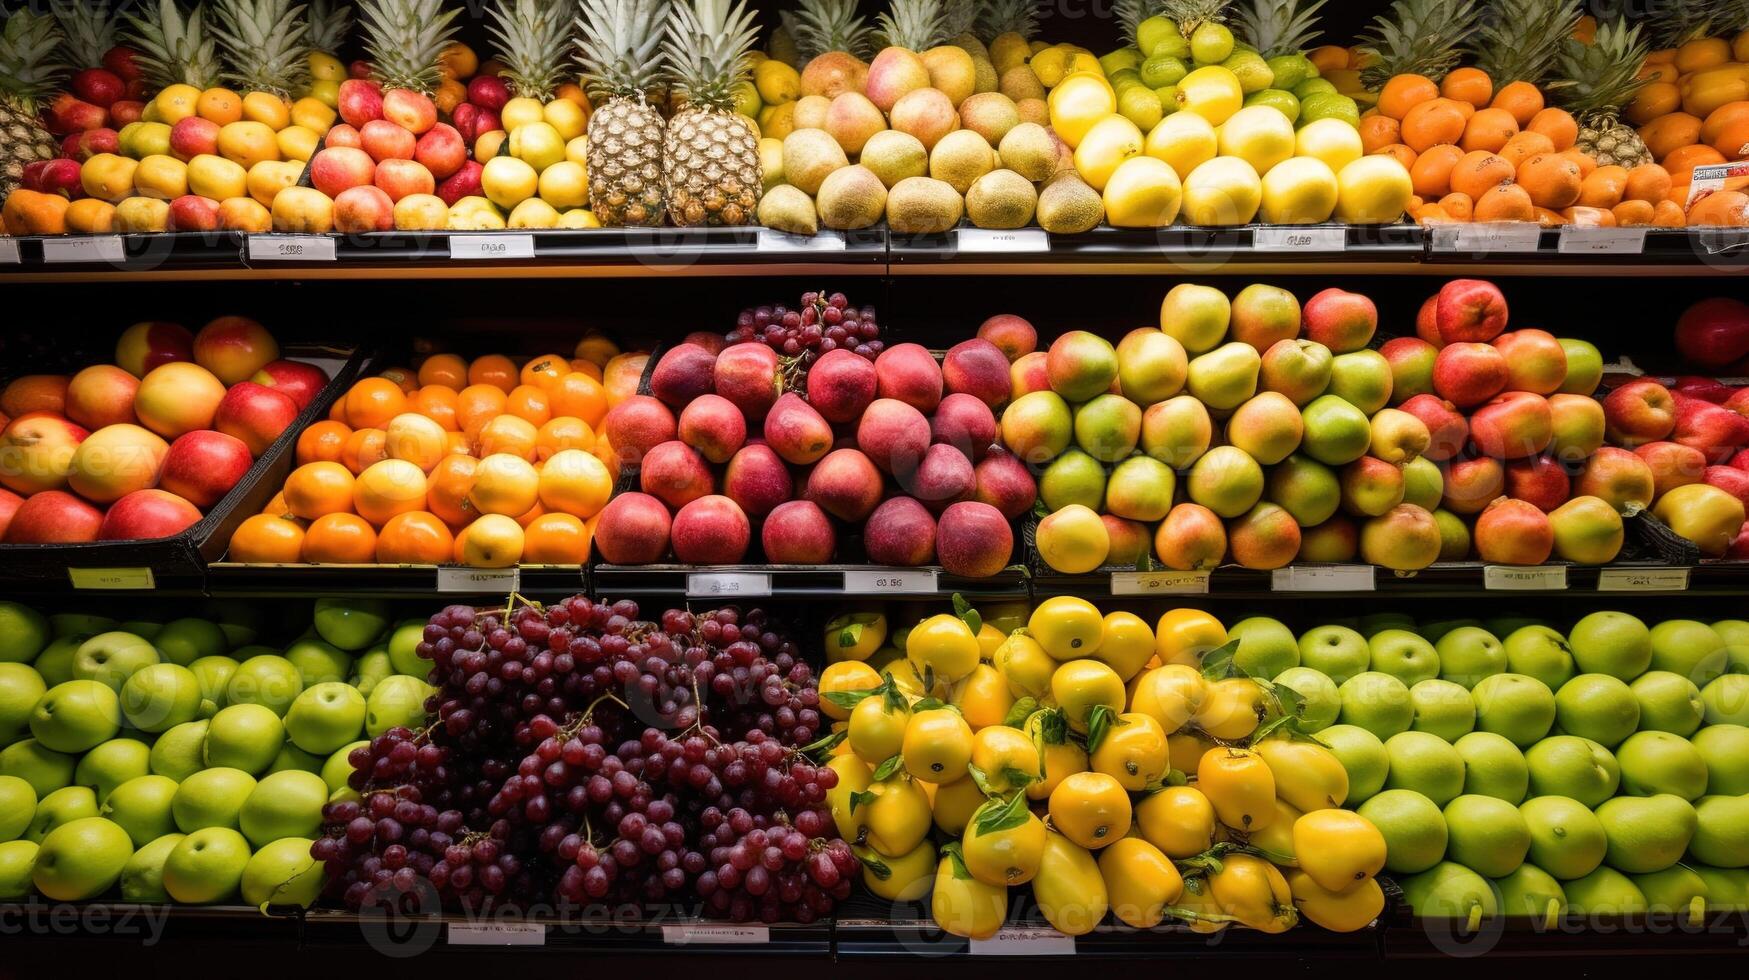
[248,234,336,261]
[1254,227,1345,251]
[956,227,1050,253]
[1111,570,1211,595]
[67,567,155,590]
[660,924,770,945]
[1687,161,1749,206]
[1596,567,1690,592]
[1557,226,1648,254]
[968,927,1077,956]
[1433,223,1543,253]
[1483,565,1568,590]
[449,233,535,260]
[42,236,126,263]
[1271,565,1375,592]
[436,566,521,593]
[685,572,771,597]
[755,228,845,252]
[843,568,939,594]
[0,238,19,264]
[447,922,545,945]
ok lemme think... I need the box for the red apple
[1674,297,1749,370]
[309,145,376,198]
[467,76,510,113]
[115,320,195,378]
[167,194,221,231]
[250,359,329,409]
[1602,379,1676,448]
[1673,392,1749,462]
[322,123,362,149]
[193,315,279,385]
[169,116,220,160]
[1673,376,1737,404]
[1415,293,1442,347]
[107,100,144,126]
[414,123,466,179]
[359,118,417,162]
[1490,329,1567,396]
[1705,465,1749,507]
[98,489,201,540]
[337,78,385,128]
[436,159,483,206]
[1436,278,1509,344]
[2,491,103,543]
[1432,342,1509,409]
[213,382,300,456]
[159,430,253,508]
[0,488,21,539]
[63,127,119,161]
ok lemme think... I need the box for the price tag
[447,922,545,945]
[956,228,1049,253]
[42,236,126,263]
[0,238,20,264]
[1254,227,1345,251]
[1558,226,1648,254]
[436,566,521,593]
[1687,161,1749,206]
[843,568,938,594]
[1597,567,1690,592]
[755,228,845,252]
[67,567,155,590]
[449,234,535,260]
[1432,223,1543,253]
[1271,565,1375,592]
[660,924,770,945]
[1483,565,1568,590]
[1111,570,1211,595]
[685,572,771,597]
[968,927,1077,956]
[248,234,336,261]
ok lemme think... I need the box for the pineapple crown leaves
[1468,0,1578,87]
[661,0,757,110]
[978,0,1037,42]
[124,0,223,89]
[304,0,350,53]
[0,5,70,102]
[1553,16,1651,117]
[1650,0,1732,49]
[875,0,946,52]
[1234,0,1329,59]
[938,1,977,41]
[575,0,669,99]
[50,0,122,68]
[1161,0,1230,34]
[791,0,872,60]
[212,0,311,98]
[1114,0,1152,45]
[489,0,575,100]
[358,0,459,94]
[1357,0,1480,88]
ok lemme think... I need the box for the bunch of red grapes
[726,290,883,365]
[312,596,856,923]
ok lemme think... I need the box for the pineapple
[661,0,760,227]
[1556,17,1654,168]
[791,0,873,61]
[355,0,459,95]
[304,0,350,58]
[1357,0,1479,88]
[1651,0,1733,50]
[978,0,1039,44]
[211,0,310,99]
[488,0,574,101]
[125,0,223,91]
[1161,0,1228,37]
[576,0,669,226]
[1114,0,1161,46]
[1234,0,1327,59]
[1469,0,1577,88]
[51,0,122,69]
[875,0,947,53]
[939,3,979,47]
[0,7,65,200]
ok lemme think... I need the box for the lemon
[994,633,1055,700]
[1035,503,1111,573]
[907,614,981,687]
[1033,830,1110,935]
[1293,809,1388,891]
[1254,738,1350,812]
[1117,85,1164,131]
[819,661,882,722]
[824,754,873,841]
[1030,597,1105,661]
[1181,155,1263,225]
[970,725,1040,794]
[480,156,538,209]
[1144,109,1218,179]
[1244,88,1301,124]
[1295,117,1363,172]
[1197,745,1277,832]
[1091,712,1169,791]
[1129,664,1207,733]
[1300,91,1361,127]
[1288,870,1386,932]
[1047,73,1117,148]
[902,707,974,783]
[932,776,987,836]
[1096,612,1155,681]
[1208,852,1297,932]
[1103,155,1183,226]
[1029,46,1072,87]
[1067,52,1105,77]
[855,839,934,901]
[963,797,1048,885]
[1217,104,1296,175]
[1155,609,1228,667]
[1248,798,1303,864]
[932,847,1007,939]
[952,663,1014,731]
[1051,660,1127,733]
[1173,65,1243,124]
[848,691,909,765]
[1024,708,1090,801]
[825,611,887,662]
[862,775,933,856]
[1073,113,1145,191]
[1335,155,1412,224]
[1260,146,1340,222]
[754,59,800,104]
[1135,785,1216,857]
[1189,22,1235,65]
[1139,53,1189,89]
[1099,838,1184,929]
[1220,49,1274,94]
[1050,771,1132,849]
[1193,677,1268,740]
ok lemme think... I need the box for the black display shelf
[1383,910,1749,959]
[0,231,246,274]
[590,562,1031,602]
[888,223,1428,274]
[201,561,590,598]
[298,907,833,957]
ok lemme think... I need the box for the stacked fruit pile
[228,334,643,567]
[819,597,1391,936]
[593,290,1019,576]
[0,597,433,907]
[0,317,323,544]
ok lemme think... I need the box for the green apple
[314,598,392,651]
[284,682,367,754]
[1616,730,1708,800]
[172,767,256,832]
[1442,794,1531,878]
[203,703,285,774]
[1356,788,1448,874]
[0,840,37,898]
[1520,794,1607,880]
[1337,670,1414,739]
[1435,626,1506,690]
[241,836,324,908]
[239,770,327,847]
[0,661,46,743]
[1315,724,1388,804]
[1399,861,1499,919]
[102,774,180,847]
[1384,730,1466,806]
[1568,611,1652,681]
[1648,619,1727,686]
[1367,629,1439,686]
[1408,679,1476,742]
[1692,865,1749,909]
[0,602,49,663]
[149,720,210,780]
[1594,794,1697,875]
[350,648,394,696]
[206,599,263,647]
[1701,674,1749,726]
[29,679,120,753]
[1358,613,1418,638]
[1503,626,1576,691]
[387,619,428,677]
[1715,619,1749,673]
[1693,723,1749,795]
[33,634,87,686]
[1226,616,1299,679]
[1634,863,1710,920]
[119,832,183,902]
[1557,338,1603,395]
[1296,625,1369,685]
[52,613,116,637]
[227,654,304,716]
[1487,617,1547,639]
[1630,670,1705,736]
[1554,674,1640,748]
[1452,731,1528,804]
[1271,667,1340,732]
[285,637,353,686]
[0,775,36,841]
[153,617,229,667]
[71,631,161,691]
[1327,349,1391,416]
[118,620,165,640]
[1419,618,1484,644]
[189,655,238,717]
[268,742,325,775]
[1526,735,1620,807]
[322,740,369,794]
[1495,863,1567,922]
[26,785,97,842]
[163,826,251,903]
[32,816,133,899]
[120,662,204,733]
[1690,795,1749,868]
[74,737,151,801]
[365,675,434,736]
[1472,673,1557,748]
[0,739,75,796]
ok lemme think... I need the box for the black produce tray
[2,231,247,272]
[888,223,1428,270]
[297,906,832,956]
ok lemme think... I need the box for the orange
[1473,183,1535,222]
[1532,206,1566,227]
[573,332,620,368]
[1409,143,1463,197]
[1307,45,1350,75]
[1448,151,1515,200]
[519,353,573,391]
[1573,16,1597,44]
[522,513,591,564]
[0,375,69,418]
[1359,113,1401,154]
[1460,107,1518,152]
[602,353,649,406]
[385,412,450,471]
[1576,165,1628,209]
[1401,98,1467,152]
[445,431,472,456]
[379,366,417,393]
[1689,190,1749,226]
[505,384,552,425]
[537,448,613,518]
[1441,67,1493,109]
[1559,148,1596,178]
[514,501,546,528]
[1374,143,1418,170]
[1526,108,1578,150]
[229,513,305,562]
[1710,117,1749,161]
[341,427,389,474]
[427,454,480,528]
[1414,203,1453,224]
[1702,103,1749,147]
[1490,80,1544,127]
[412,385,460,431]
[1653,199,1688,226]
[568,358,603,381]
[296,419,352,465]
[354,458,430,527]
[468,354,518,392]
[329,398,346,422]
[302,512,377,563]
[455,513,524,567]
[475,414,540,460]
[1562,206,1615,227]
[1379,73,1439,121]
[345,377,409,429]
[1663,144,1726,183]
[417,353,468,389]
[1642,112,1703,162]
[262,490,288,515]
[1675,37,1731,75]
[455,383,508,436]
[1499,131,1557,169]
[468,453,540,516]
[196,87,243,124]
[1518,153,1583,209]
[283,461,355,519]
[1438,192,1474,221]
[536,416,594,459]
[376,510,455,563]
[1612,199,1656,226]
[549,372,609,426]
[1627,81,1682,126]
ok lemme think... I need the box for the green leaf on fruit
[849,789,877,814]
[1001,766,1037,791]
[799,729,847,757]
[1033,707,1069,745]
[1200,640,1246,681]
[943,841,972,879]
[872,754,905,782]
[838,622,864,648]
[952,593,982,635]
[974,790,1030,836]
[1135,551,1154,573]
[881,676,910,714]
[1003,696,1039,729]
[911,697,949,713]
[1031,498,1051,520]
[966,762,995,797]
[854,847,892,880]
[824,684,881,710]
[1085,703,1124,754]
